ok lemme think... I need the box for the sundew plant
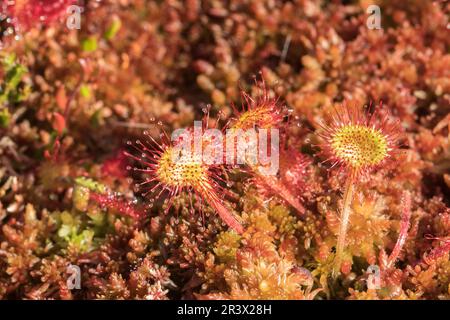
[0,0,449,301]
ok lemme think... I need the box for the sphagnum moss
[0,0,449,300]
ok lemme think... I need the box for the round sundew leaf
[331,124,388,169]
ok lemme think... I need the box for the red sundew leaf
[279,147,311,193]
[205,192,244,234]
[255,174,306,215]
[51,139,61,161]
[126,117,244,234]
[43,149,51,160]
[386,191,412,269]
[56,86,67,111]
[253,148,310,216]
[52,112,66,135]
[317,102,402,180]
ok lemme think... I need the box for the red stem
[333,171,355,277]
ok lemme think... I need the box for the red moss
[422,236,450,266]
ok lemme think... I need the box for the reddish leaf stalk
[202,189,244,234]
[90,192,145,220]
[255,173,305,214]
[386,191,412,269]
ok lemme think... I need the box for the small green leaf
[104,17,122,40]
[0,109,11,128]
[80,84,91,99]
[82,37,98,52]
[0,53,28,105]
[75,177,107,194]
[90,109,102,127]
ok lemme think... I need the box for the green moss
[75,177,107,194]
[213,231,242,264]
[268,205,298,235]
[105,17,122,40]
[0,53,28,105]
[82,37,98,52]
[0,108,11,128]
